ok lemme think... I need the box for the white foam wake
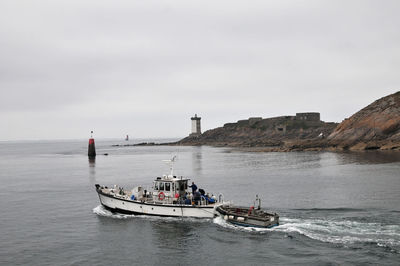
[276,217,400,249]
[213,215,400,250]
[92,205,136,219]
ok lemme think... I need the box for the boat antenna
[162,155,177,177]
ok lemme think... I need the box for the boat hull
[97,190,219,218]
[225,218,279,228]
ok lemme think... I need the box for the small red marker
[88,131,96,157]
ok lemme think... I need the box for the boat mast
[255,194,261,210]
[162,155,177,177]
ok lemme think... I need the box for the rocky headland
[327,91,400,151]
[178,91,400,151]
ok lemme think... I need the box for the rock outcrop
[327,91,400,150]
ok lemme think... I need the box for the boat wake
[278,217,399,252]
[93,205,136,219]
[213,215,400,252]
[94,205,399,252]
[292,207,366,212]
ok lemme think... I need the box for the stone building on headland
[223,112,332,136]
[225,112,321,128]
[296,112,320,121]
[249,117,262,126]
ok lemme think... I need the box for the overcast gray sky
[1,0,399,141]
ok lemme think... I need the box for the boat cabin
[153,175,189,202]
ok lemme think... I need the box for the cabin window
[165,183,171,191]
[154,182,159,190]
[172,183,175,191]
[159,182,164,191]
[180,183,184,191]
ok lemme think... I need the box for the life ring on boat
[158,192,165,201]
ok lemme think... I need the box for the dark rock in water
[135,142,156,146]
[103,153,109,156]
[110,142,179,148]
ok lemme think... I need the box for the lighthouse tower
[190,114,201,137]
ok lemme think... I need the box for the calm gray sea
[0,139,399,265]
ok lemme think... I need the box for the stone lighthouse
[190,114,201,137]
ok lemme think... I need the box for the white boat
[95,157,225,218]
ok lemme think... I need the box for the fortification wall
[296,112,320,121]
[223,113,321,129]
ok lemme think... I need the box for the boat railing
[147,193,217,206]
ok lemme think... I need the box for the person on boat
[205,193,215,204]
[193,191,201,205]
[211,195,217,203]
[189,182,198,193]
[199,188,205,195]
[184,198,191,205]
[179,192,189,205]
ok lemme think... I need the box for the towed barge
[216,196,279,228]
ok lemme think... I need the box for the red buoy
[88,131,96,157]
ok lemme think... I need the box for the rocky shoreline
[177,91,400,152]
[111,91,400,152]
[174,139,399,152]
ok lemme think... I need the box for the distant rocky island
[177,91,400,151]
